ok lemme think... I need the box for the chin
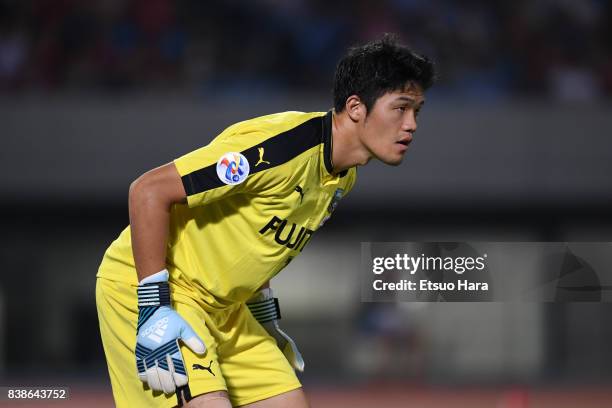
[381,156,404,166]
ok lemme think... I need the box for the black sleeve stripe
[181,164,225,197]
[181,115,324,197]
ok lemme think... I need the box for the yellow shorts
[96,277,301,407]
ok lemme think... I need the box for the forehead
[385,84,425,104]
[376,81,423,103]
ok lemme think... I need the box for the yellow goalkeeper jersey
[97,111,356,306]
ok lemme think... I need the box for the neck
[330,110,371,174]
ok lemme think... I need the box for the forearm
[127,163,187,282]
[129,175,172,282]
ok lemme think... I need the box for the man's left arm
[246,282,304,372]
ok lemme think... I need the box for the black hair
[333,34,436,113]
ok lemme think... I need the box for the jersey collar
[322,110,348,178]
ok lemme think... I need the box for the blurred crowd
[1,0,611,101]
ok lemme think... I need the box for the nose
[403,111,417,133]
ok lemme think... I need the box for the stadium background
[1,1,612,406]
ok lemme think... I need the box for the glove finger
[263,321,287,348]
[179,322,206,355]
[157,357,177,394]
[276,325,305,372]
[283,341,305,372]
[136,358,147,382]
[146,360,163,391]
[167,354,189,387]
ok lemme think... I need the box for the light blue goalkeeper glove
[247,288,304,372]
[135,270,206,394]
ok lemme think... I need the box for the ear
[345,95,366,122]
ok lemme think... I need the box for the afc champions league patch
[328,188,344,213]
[320,188,344,227]
[216,152,250,185]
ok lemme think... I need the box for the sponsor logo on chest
[259,216,314,252]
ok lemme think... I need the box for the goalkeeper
[96,34,435,408]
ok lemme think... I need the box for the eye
[395,106,407,113]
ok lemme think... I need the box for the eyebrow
[395,96,425,106]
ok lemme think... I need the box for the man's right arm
[128,162,187,282]
[130,162,206,396]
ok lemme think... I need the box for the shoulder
[216,111,328,172]
[217,111,327,144]
[175,111,328,179]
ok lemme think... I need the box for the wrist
[138,269,169,285]
[137,269,170,308]
[247,289,281,323]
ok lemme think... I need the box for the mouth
[396,137,412,147]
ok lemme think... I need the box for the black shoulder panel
[181,115,324,196]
